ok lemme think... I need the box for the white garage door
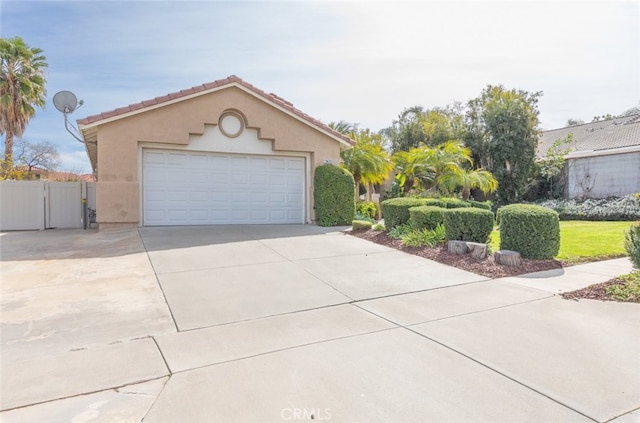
[143,150,305,226]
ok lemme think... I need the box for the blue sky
[2,0,638,173]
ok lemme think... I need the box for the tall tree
[421,106,465,147]
[0,37,47,175]
[465,85,541,205]
[381,106,426,153]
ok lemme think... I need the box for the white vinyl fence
[0,180,96,231]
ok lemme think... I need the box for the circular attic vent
[219,111,245,138]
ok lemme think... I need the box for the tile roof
[76,75,354,146]
[538,114,640,157]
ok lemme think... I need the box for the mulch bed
[347,229,563,278]
[561,279,632,302]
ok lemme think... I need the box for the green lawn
[490,221,632,263]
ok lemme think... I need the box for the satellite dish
[53,90,85,144]
[53,90,79,114]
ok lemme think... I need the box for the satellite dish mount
[53,90,84,144]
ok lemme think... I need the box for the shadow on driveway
[138,224,349,252]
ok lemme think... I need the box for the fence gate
[0,180,46,230]
[0,181,94,231]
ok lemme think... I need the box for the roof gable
[77,75,354,147]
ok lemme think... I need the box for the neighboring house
[77,75,354,230]
[9,166,95,182]
[538,114,640,198]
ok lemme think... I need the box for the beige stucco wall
[93,86,343,229]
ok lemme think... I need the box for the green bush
[409,206,446,230]
[314,164,355,226]
[625,221,640,269]
[352,220,373,231]
[440,198,472,209]
[466,200,493,211]
[421,198,447,208]
[443,208,495,243]
[381,198,429,230]
[498,204,560,259]
[356,201,379,219]
[401,224,446,247]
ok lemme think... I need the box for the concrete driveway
[1,226,638,422]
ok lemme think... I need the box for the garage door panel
[287,159,303,170]
[250,157,268,170]
[190,155,208,167]
[143,150,304,226]
[167,154,188,166]
[190,172,209,183]
[190,190,208,202]
[269,175,285,186]
[166,190,188,202]
[269,159,285,170]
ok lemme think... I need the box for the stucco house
[77,76,354,230]
[538,114,640,198]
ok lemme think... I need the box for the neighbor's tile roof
[76,75,354,146]
[538,114,640,157]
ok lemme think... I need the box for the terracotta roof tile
[141,99,158,107]
[76,75,355,146]
[129,102,145,111]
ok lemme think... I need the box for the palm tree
[0,37,47,174]
[392,147,435,194]
[438,168,498,200]
[328,120,357,135]
[340,128,393,201]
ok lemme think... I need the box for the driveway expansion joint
[403,326,601,423]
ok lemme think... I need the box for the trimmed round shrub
[498,204,560,259]
[421,198,447,208]
[409,206,446,230]
[466,200,493,211]
[443,208,495,243]
[624,221,640,269]
[440,198,472,209]
[352,220,373,231]
[381,197,429,230]
[314,164,355,226]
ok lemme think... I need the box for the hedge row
[381,197,492,229]
[408,205,494,243]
